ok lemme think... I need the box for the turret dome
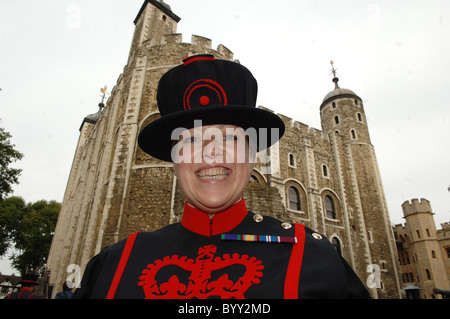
[320,76,361,110]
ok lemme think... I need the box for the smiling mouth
[196,167,231,180]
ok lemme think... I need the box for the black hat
[19,273,39,286]
[138,54,285,162]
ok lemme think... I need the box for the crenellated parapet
[401,198,433,217]
[141,33,234,62]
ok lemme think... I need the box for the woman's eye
[224,135,238,141]
[184,136,199,143]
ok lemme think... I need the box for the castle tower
[319,64,402,298]
[46,0,234,297]
[398,199,450,298]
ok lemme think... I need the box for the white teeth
[197,168,230,180]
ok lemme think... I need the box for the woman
[72,55,370,299]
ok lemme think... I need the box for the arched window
[334,116,340,125]
[325,195,336,219]
[332,237,342,255]
[322,165,328,177]
[289,154,295,167]
[351,129,357,139]
[289,187,301,211]
[357,112,363,122]
[249,170,265,186]
[426,269,432,280]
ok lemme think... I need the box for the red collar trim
[181,199,248,237]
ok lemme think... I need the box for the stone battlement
[401,198,433,216]
[146,33,234,61]
[441,222,450,229]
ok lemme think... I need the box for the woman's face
[173,124,255,214]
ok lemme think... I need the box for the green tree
[0,196,25,256]
[0,197,60,275]
[0,120,24,200]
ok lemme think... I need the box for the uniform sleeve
[299,227,371,299]
[338,254,371,299]
[71,254,103,299]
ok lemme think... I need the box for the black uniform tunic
[72,199,370,299]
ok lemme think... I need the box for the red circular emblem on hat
[183,79,228,110]
[199,96,210,106]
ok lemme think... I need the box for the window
[351,129,357,139]
[332,102,337,109]
[416,230,421,239]
[357,113,363,122]
[426,269,432,280]
[249,175,258,183]
[288,154,295,167]
[325,195,336,219]
[431,250,436,259]
[426,229,431,237]
[322,165,329,177]
[334,116,340,125]
[289,187,301,211]
[367,230,373,243]
[332,237,341,255]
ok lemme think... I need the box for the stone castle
[47,0,402,298]
[394,198,450,299]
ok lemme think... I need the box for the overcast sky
[1,0,449,274]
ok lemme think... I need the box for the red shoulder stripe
[106,232,140,299]
[284,224,305,299]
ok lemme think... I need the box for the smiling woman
[72,54,370,299]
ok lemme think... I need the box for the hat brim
[19,280,39,286]
[138,106,285,162]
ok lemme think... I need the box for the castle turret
[398,199,450,298]
[320,62,369,144]
[319,62,401,298]
[129,0,180,55]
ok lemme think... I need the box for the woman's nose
[203,139,224,163]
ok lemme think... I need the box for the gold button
[253,214,264,223]
[312,233,323,240]
[281,222,292,230]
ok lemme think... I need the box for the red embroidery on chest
[138,245,264,299]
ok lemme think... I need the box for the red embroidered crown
[138,245,264,299]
